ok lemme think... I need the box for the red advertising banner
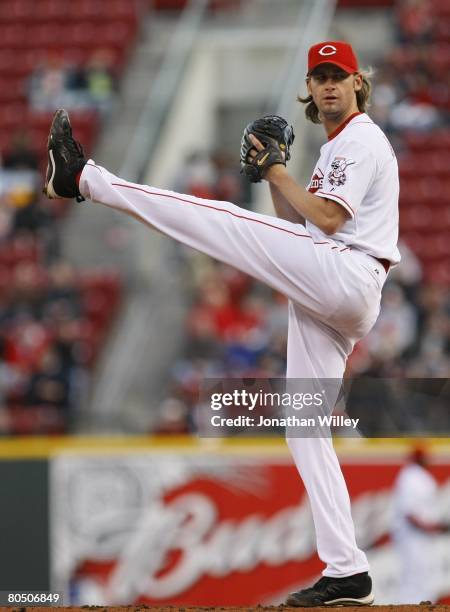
[50,445,450,606]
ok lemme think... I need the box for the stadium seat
[0,0,34,23]
[434,19,450,43]
[432,0,450,17]
[404,129,450,152]
[0,77,26,103]
[399,205,434,232]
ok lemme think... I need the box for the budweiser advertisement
[50,443,450,605]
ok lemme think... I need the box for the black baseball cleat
[44,108,86,201]
[285,572,374,607]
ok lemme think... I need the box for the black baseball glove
[240,114,295,183]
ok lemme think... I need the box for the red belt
[374,257,390,274]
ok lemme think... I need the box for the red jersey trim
[327,112,363,141]
[86,162,102,173]
[316,190,355,218]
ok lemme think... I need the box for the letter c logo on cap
[319,45,337,56]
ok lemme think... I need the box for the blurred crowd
[0,0,138,434]
[1,0,448,437]
[371,0,450,135]
[155,0,450,435]
[28,49,117,117]
[0,133,121,435]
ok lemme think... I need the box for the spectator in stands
[370,67,398,131]
[0,246,117,432]
[174,150,247,206]
[45,261,82,319]
[0,196,14,240]
[2,130,39,172]
[5,262,46,321]
[0,334,22,418]
[154,397,191,434]
[395,0,434,45]
[0,138,42,237]
[406,284,450,376]
[29,50,116,114]
[364,283,418,362]
[12,195,52,237]
[174,151,218,200]
[63,62,91,111]
[85,49,117,116]
[24,346,71,411]
[388,241,422,300]
[389,98,441,132]
[211,150,247,206]
[29,54,69,112]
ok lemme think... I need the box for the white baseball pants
[393,532,436,603]
[79,161,387,578]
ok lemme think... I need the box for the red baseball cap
[308,41,359,75]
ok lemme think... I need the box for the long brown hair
[297,70,373,124]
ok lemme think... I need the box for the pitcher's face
[307,64,362,122]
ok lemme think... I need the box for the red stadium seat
[428,43,450,78]
[423,260,450,285]
[399,205,434,233]
[434,18,450,43]
[386,46,419,71]
[399,153,450,179]
[102,22,137,48]
[0,24,27,48]
[39,26,62,48]
[432,0,450,17]
[112,0,139,22]
[70,0,105,20]
[37,0,69,21]
[399,178,436,207]
[401,232,429,255]
[6,406,66,435]
[413,234,450,261]
[0,77,26,103]
[0,103,28,129]
[403,129,450,153]
[0,0,34,23]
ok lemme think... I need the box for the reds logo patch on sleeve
[327,156,355,190]
[308,168,324,193]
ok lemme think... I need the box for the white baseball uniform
[78,111,399,578]
[391,463,439,603]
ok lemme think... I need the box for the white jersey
[391,463,439,603]
[307,112,401,265]
[391,463,438,538]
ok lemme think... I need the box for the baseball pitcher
[44,41,400,606]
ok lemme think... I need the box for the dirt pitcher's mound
[3,605,450,612]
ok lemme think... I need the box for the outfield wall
[0,437,449,605]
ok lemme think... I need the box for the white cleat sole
[325,592,375,606]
